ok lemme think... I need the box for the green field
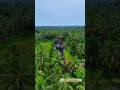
[35,27,85,90]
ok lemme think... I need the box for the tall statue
[55,36,65,56]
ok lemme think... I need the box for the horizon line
[35,25,85,27]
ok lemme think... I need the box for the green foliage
[35,28,85,90]
[0,38,34,90]
[74,68,85,80]
[58,83,74,90]
[0,1,34,89]
[86,1,120,89]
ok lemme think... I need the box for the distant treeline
[36,26,85,31]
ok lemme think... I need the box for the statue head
[58,36,64,40]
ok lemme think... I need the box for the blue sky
[35,0,85,26]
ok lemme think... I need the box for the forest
[0,1,34,90]
[0,0,34,43]
[35,27,85,90]
[86,0,120,89]
[0,0,120,89]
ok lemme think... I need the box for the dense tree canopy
[0,1,34,39]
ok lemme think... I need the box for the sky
[35,0,85,26]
